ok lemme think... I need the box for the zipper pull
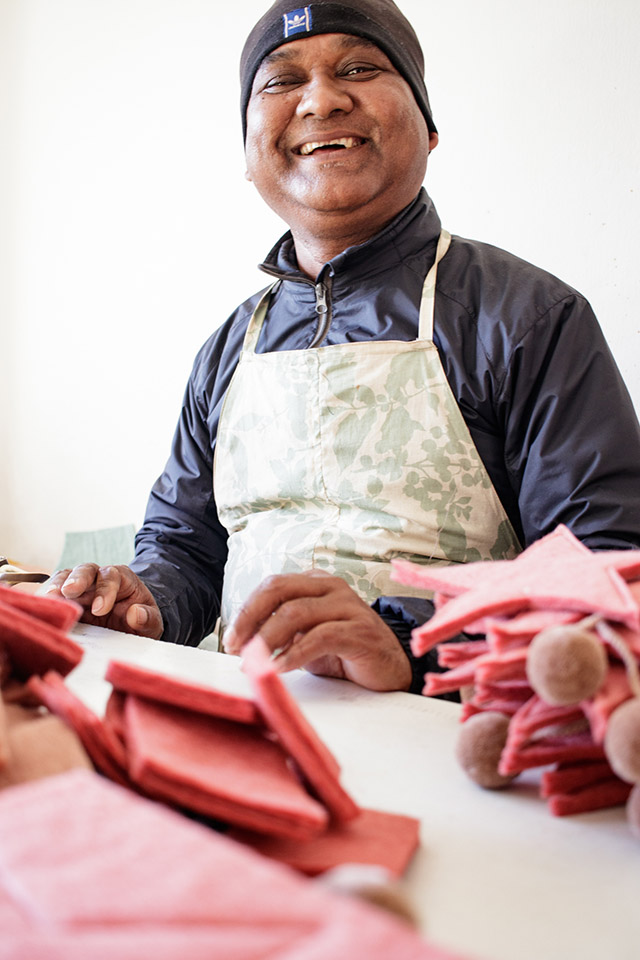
[315,282,328,317]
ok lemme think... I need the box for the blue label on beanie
[282,7,312,38]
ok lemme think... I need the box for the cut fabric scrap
[124,694,329,839]
[228,807,420,877]
[105,659,259,725]
[241,635,360,823]
[0,585,83,679]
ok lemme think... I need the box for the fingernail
[91,597,104,615]
[136,606,148,626]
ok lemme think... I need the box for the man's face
[244,33,437,240]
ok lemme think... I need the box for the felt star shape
[391,525,640,656]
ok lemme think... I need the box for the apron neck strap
[243,282,278,354]
[418,229,451,341]
[243,229,451,353]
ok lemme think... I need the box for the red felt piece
[27,672,132,787]
[229,807,420,877]
[0,601,83,679]
[124,694,329,839]
[104,689,127,742]
[548,779,632,816]
[241,636,360,823]
[105,659,259,724]
[507,696,585,751]
[0,584,81,631]
[540,761,617,798]
[0,770,458,960]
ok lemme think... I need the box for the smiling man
[48,0,640,694]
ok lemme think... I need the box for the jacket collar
[258,188,442,286]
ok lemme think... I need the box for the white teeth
[299,137,361,156]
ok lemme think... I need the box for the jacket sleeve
[130,340,230,647]
[496,293,640,551]
[375,292,640,692]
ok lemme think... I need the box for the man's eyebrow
[259,36,382,68]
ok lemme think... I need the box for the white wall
[2,0,639,570]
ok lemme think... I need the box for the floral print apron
[214,230,521,632]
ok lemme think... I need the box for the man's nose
[295,75,354,119]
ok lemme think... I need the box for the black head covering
[240,0,436,139]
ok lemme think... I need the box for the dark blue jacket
[131,190,640,691]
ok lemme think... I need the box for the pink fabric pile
[392,525,640,835]
[0,768,464,960]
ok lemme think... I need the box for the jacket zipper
[258,264,334,349]
[308,277,332,348]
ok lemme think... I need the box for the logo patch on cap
[283,7,312,38]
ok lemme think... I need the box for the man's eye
[343,64,381,78]
[263,75,302,90]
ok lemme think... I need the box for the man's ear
[245,168,253,183]
[428,132,439,153]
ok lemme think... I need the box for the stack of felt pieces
[392,524,640,838]
[0,584,91,788]
[2,589,454,959]
[1,588,419,878]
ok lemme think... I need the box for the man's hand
[223,571,411,692]
[45,564,163,640]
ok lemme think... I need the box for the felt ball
[455,711,515,789]
[604,698,640,784]
[626,783,640,839]
[320,864,417,927]
[526,625,608,706]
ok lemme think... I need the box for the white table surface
[67,623,640,960]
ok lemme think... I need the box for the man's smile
[295,136,367,156]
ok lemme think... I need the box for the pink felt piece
[105,659,259,725]
[123,694,329,839]
[436,640,489,668]
[473,681,532,707]
[0,770,461,959]
[581,666,633,744]
[0,696,8,768]
[423,661,476,697]
[0,600,83,679]
[28,672,132,787]
[241,636,360,823]
[425,648,528,698]
[506,696,585,751]
[499,731,605,776]
[483,610,582,652]
[229,807,420,877]
[461,699,523,721]
[474,648,529,684]
[396,526,640,655]
[0,584,81,631]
